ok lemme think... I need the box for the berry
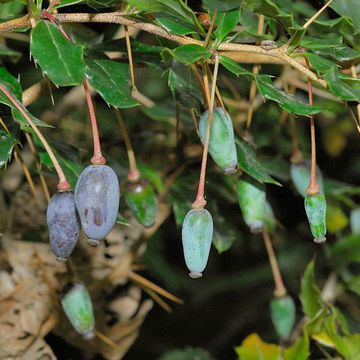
[61,283,95,340]
[199,107,237,175]
[304,192,327,243]
[290,161,324,198]
[236,175,267,233]
[124,178,157,228]
[46,191,80,261]
[75,165,120,246]
[270,295,296,340]
[182,208,213,279]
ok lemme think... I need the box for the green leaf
[235,138,281,185]
[126,0,204,33]
[85,58,139,108]
[256,75,325,116]
[331,234,360,266]
[330,0,360,33]
[116,213,130,226]
[283,335,309,360]
[214,8,240,45]
[235,333,281,360]
[55,0,86,8]
[164,44,211,65]
[326,204,348,233]
[158,347,214,360]
[0,66,22,107]
[300,260,323,318]
[202,0,240,12]
[210,202,238,253]
[0,130,18,168]
[30,20,85,86]
[324,66,360,102]
[301,34,343,50]
[167,63,202,109]
[295,53,334,74]
[219,56,252,77]
[137,161,165,194]
[155,16,197,36]
[11,107,53,128]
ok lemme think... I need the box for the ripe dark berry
[46,191,80,261]
[75,165,120,246]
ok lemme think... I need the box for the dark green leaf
[55,0,86,8]
[300,260,323,318]
[256,75,326,116]
[330,0,360,33]
[202,0,240,12]
[214,8,240,45]
[324,66,360,101]
[167,63,202,109]
[0,130,18,168]
[158,347,214,360]
[126,0,204,33]
[30,20,85,86]
[331,234,360,266]
[85,58,139,108]
[235,138,281,185]
[11,107,53,128]
[155,16,197,36]
[301,34,343,50]
[295,53,334,73]
[219,56,252,77]
[0,66,22,107]
[164,44,211,65]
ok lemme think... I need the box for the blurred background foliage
[0,0,360,359]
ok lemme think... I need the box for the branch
[0,12,327,88]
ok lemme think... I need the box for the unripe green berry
[236,175,267,233]
[61,283,95,340]
[199,107,237,175]
[270,295,296,340]
[304,192,327,243]
[124,178,157,228]
[182,208,213,279]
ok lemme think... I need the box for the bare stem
[262,229,287,297]
[83,80,106,165]
[305,58,319,195]
[114,110,139,181]
[0,84,70,191]
[192,54,219,209]
[246,15,264,129]
[124,25,137,95]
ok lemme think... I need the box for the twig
[142,288,172,313]
[246,15,265,129]
[303,0,334,30]
[0,12,326,88]
[128,271,183,304]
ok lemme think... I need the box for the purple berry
[46,191,80,261]
[74,165,120,246]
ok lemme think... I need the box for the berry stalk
[0,83,70,191]
[262,229,286,297]
[305,58,319,195]
[114,110,140,181]
[192,54,219,209]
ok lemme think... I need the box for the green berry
[61,283,95,340]
[182,208,213,279]
[270,295,296,340]
[304,192,327,243]
[124,178,157,228]
[290,161,324,198]
[199,107,237,175]
[236,175,267,233]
